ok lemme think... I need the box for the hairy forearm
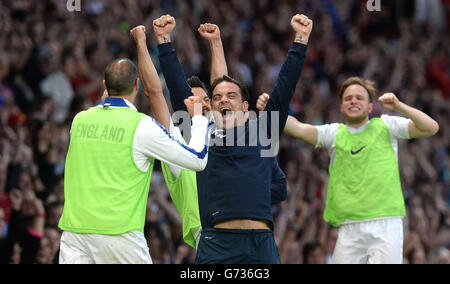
[137,40,170,129]
[209,39,228,84]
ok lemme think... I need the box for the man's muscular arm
[263,14,312,137]
[198,23,228,84]
[155,15,195,113]
[378,92,439,138]
[130,25,171,129]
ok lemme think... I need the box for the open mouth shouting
[220,107,233,119]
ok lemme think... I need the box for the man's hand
[291,14,313,45]
[198,23,221,41]
[378,93,401,111]
[130,25,147,45]
[201,23,227,84]
[153,14,176,44]
[379,92,439,138]
[184,96,203,117]
[256,93,270,112]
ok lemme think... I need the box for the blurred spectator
[174,243,197,264]
[0,206,5,236]
[414,0,446,30]
[0,189,45,264]
[302,242,326,264]
[407,245,427,264]
[39,47,74,124]
[0,0,448,264]
[428,247,450,264]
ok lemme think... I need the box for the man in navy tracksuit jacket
[154,14,312,263]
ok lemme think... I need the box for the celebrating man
[258,77,439,264]
[58,26,210,264]
[153,14,312,263]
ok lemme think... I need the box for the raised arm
[130,25,170,129]
[198,23,228,84]
[284,115,318,146]
[378,93,439,138]
[135,96,209,172]
[154,15,194,113]
[256,93,318,146]
[264,14,312,136]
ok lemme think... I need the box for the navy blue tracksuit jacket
[157,42,307,230]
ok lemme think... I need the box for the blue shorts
[195,227,281,264]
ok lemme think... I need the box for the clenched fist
[291,14,313,45]
[256,93,270,112]
[184,96,204,117]
[130,25,147,44]
[378,93,401,111]
[153,14,176,44]
[198,23,221,41]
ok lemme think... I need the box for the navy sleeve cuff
[291,42,308,55]
[157,42,175,57]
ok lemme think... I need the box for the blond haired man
[258,77,439,264]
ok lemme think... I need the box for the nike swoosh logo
[351,145,366,155]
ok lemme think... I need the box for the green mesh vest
[59,106,153,235]
[324,118,406,227]
[161,162,201,249]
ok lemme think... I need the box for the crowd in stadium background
[0,0,449,264]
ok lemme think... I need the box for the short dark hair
[104,58,138,97]
[209,75,249,102]
[187,76,207,92]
